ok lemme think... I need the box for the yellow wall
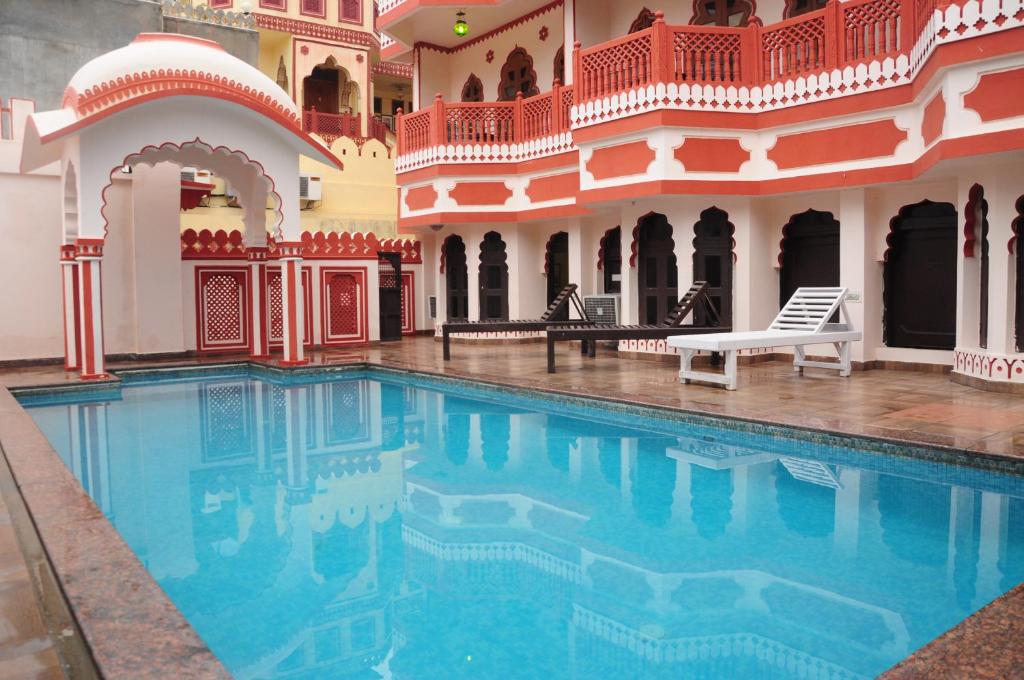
[179,137,398,237]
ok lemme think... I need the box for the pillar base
[279,359,311,367]
[249,354,272,360]
[80,373,111,381]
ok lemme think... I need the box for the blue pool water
[20,370,1024,679]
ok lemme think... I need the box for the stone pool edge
[4,358,1024,679]
[0,386,232,680]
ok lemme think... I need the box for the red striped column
[75,238,107,380]
[277,241,309,366]
[248,247,270,359]
[59,245,81,371]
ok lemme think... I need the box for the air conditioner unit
[299,174,322,209]
[583,294,620,325]
[180,166,197,182]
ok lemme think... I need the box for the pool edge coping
[2,358,1023,679]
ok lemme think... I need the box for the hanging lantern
[453,11,469,37]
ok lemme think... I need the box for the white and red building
[381,0,1024,390]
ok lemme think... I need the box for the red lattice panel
[401,110,433,152]
[401,271,415,335]
[522,92,554,140]
[266,267,312,348]
[579,32,653,100]
[842,0,901,63]
[328,274,359,337]
[379,259,398,289]
[761,13,827,80]
[559,87,574,130]
[196,268,249,353]
[672,28,744,84]
[444,103,515,146]
[303,110,360,145]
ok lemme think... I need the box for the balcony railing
[575,0,909,101]
[397,82,574,154]
[303,110,390,146]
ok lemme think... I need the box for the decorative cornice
[181,228,423,264]
[413,0,563,55]
[372,61,414,79]
[253,12,379,48]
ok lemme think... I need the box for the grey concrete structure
[0,0,257,111]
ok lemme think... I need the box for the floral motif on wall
[486,49,494,63]
[539,25,549,41]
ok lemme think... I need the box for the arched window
[1015,196,1024,352]
[461,73,483,102]
[966,184,990,347]
[553,46,565,85]
[693,207,734,327]
[784,0,827,18]
[479,232,509,320]
[442,235,469,320]
[778,209,840,311]
[600,226,622,294]
[692,0,754,26]
[636,213,677,325]
[498,47,539,101]
[629,7,657,33]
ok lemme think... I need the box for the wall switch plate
[846,291,862,302]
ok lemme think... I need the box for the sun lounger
[442,284,591,360]
[667,287,862,390]
[545,281,727,373]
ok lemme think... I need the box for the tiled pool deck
[1,337,1023,678]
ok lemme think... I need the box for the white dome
[62,33,298,125]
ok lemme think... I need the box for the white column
[839,188,873,363]
[983,170,1018,355]
[975,491,1008,608]
[285,385,309,504]
[567,218,585,318]
[620,211,639,324]
[278,243,307,365]
[60,245,80,371]
[75,238,106,379]
[248,247,270,358]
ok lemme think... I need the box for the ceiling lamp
[453,11,469,37]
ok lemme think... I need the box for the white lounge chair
[667,287,862,390]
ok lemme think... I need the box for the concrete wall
[0,0,258,111]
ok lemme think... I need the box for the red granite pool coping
[1,347,1023,678]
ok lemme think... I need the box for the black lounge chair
[545,281,729,373]
[442,284,592,360]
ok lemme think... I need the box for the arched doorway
[693,207,734,327]
[498,48,540,101]
[600,226,622,294]
[692,0,754,26]
[636,213,677,325]
[303,58,359,115]
[884,201,958,350]
[443,235,469,321]
[479,232,509,320]
[461,73,484,103]
[545,232,569,320]
[779,209,840,309]
[784,0,827,18]
[629,7,657,32]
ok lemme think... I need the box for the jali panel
[196,267,249,353]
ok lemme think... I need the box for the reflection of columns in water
[975,491,1008,609]
[833,468,863,557]
[671,456,692,524]
[947,487,978,607]
[480,414,510,471]
[469,414,483,466]
[507,414,522,471]
[621,439,635,504]
[568,434,582,484]
[731,466,748,534]
[253,382,275,483]
[285,385,310,503]
[68,402,112,515]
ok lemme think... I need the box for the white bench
[667,287,862,390]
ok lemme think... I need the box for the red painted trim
[400,203,589,228]
[266,265,314,348]
[398,152,578,181]
[254,11,378,47]
[286,260,300,358]
[80,260,96,376]
[259,0,288,11]
[964,183,985,258]
[768,119,907,170]
[388,0,563,54]
[921,91,945,148]
[674,137,750,172]
[319,266,370,345]
[963,66,1024,123]
[401,270,416,335]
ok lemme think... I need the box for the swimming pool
[19,368,1024,679]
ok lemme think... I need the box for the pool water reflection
[23,374,1024,679]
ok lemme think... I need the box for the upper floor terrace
[394,0,1024,174]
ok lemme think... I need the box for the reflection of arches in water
[547,430,572,472]
[326,380,363,441]
[445,412,470,466]
[381,383,406,451]
[481,414,511,471]
[774,463,836,538]
[690,465,733,538]
[632,441,676,527]
[877,476,950,566]
[598,439,621,488]
[314,515,371,586]
[376,510,404,593]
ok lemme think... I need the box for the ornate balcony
[303,110,391,146]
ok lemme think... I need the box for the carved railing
[574,0,920,102]
[302,110,361,144]
[396,83,574,153]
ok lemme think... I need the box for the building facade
[382,0,1024,390]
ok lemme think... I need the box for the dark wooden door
[546,232,569,321]
[780,210,840,308]
[479,232,509,320]
[444,236,469,320]
[303,69,339,113]
[884,201,957,350]
[1017,197,1024,352]
[693,207,733,327]
[602,226,622,294]
[377,252,402,342]
[637,213,677,325]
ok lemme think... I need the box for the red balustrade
[302,109,361,145]
[395,83,575,154]
[760,9,828,81]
